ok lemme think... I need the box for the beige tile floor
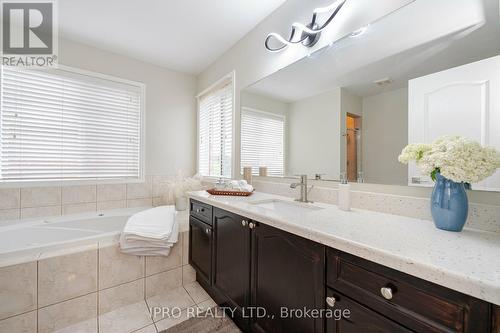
[129,281,217,333]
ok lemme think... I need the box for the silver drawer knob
[326,296,336,307]
[241,220,248,227]
[249,222,256,229]
[380,287,393,300]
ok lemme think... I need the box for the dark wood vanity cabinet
[251,222,325,333]
[212,208,252,328]
[326,248,491,333]
[189,200,496,333]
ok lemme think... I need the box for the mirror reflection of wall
[240,0,500,190]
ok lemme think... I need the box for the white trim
[196,71,235,99]
[0,64,147,188]
[196,70,236,179]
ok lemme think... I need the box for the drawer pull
[380,287,394,300]
[205,228,211,235]
[326,296,336,307]
[241,220,248,227]
[195,208,205,213]
[249,222,256,229]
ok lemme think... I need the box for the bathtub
[0,206,189,267]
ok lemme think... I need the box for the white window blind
[0,66,144,183]
[198,80,233,178]
[241,108,284,176]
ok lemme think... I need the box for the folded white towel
[119,206,179,256]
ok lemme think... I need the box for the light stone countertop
[188,190,500,306]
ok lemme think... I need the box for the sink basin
[249,199,323,215]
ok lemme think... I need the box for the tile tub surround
[188,190,500,306]
[249,178,500,234]
[0,230,208,333]
[0,174,185,223]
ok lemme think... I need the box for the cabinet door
[326,290,413,333]
[213,208,251,326]
[251,222,325,333]
[188,216,212,285]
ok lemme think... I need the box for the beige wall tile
[0,188,20,209]
[21,187,61,208]
[152,196,166,207]
[0,262,37,320]
[0,208,20,222]
[97,184,126,202]
[99,244,145,289]
[38,248,98,307]
[99,279,144,315]
[145,267,182,298]
[97,200,126,211]
[21,205,61,219]
[146,242,182,276]
[62,185,97,205]
[0,310,36,333]
[182,265,196,285]
[62,202,97,215]
[127,177,152,199]
[38,293,97,333]
[127,198,153,208]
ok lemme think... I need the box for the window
[241,108,284,176]
[0,65,144,183]
[197,78,233,178]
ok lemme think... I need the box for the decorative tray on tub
[206,188,254,196]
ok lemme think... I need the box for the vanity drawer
[190,200,212,225]
[326,248,490,333]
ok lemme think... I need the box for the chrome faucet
[290,175,313,203]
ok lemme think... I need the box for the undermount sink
[249,199,324,214]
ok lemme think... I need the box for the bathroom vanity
[188,192,500,333]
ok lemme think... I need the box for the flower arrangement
[399,135,500,184]
[161,172,203,209]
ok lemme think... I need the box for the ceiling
[58,0,287,74]
[246,0,500,101]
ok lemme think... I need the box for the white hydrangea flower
[399,135,500,183]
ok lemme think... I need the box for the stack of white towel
[119,206,178,256]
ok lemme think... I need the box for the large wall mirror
[240,0,500,191]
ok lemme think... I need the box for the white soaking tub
[0,206,189,267]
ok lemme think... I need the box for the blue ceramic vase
[430,173,468,232]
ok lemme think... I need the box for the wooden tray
[206,188,254,196]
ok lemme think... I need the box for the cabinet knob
[380,287,394,300]
[195,208,204,213]
[205,228,211,235]
[326,296,336,307]
[249,222,256,229]
[241,220,248,227]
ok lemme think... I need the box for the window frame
[0,64,146,188]
[196,71,236,180]
[240,106,286,177]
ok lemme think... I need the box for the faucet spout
[290,175,313,203]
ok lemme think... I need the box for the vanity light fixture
[265,0,347,52]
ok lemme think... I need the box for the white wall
[59,39,197,176]
[362,88,408,185]
[240,91,289,116]
[288,88,341,179]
